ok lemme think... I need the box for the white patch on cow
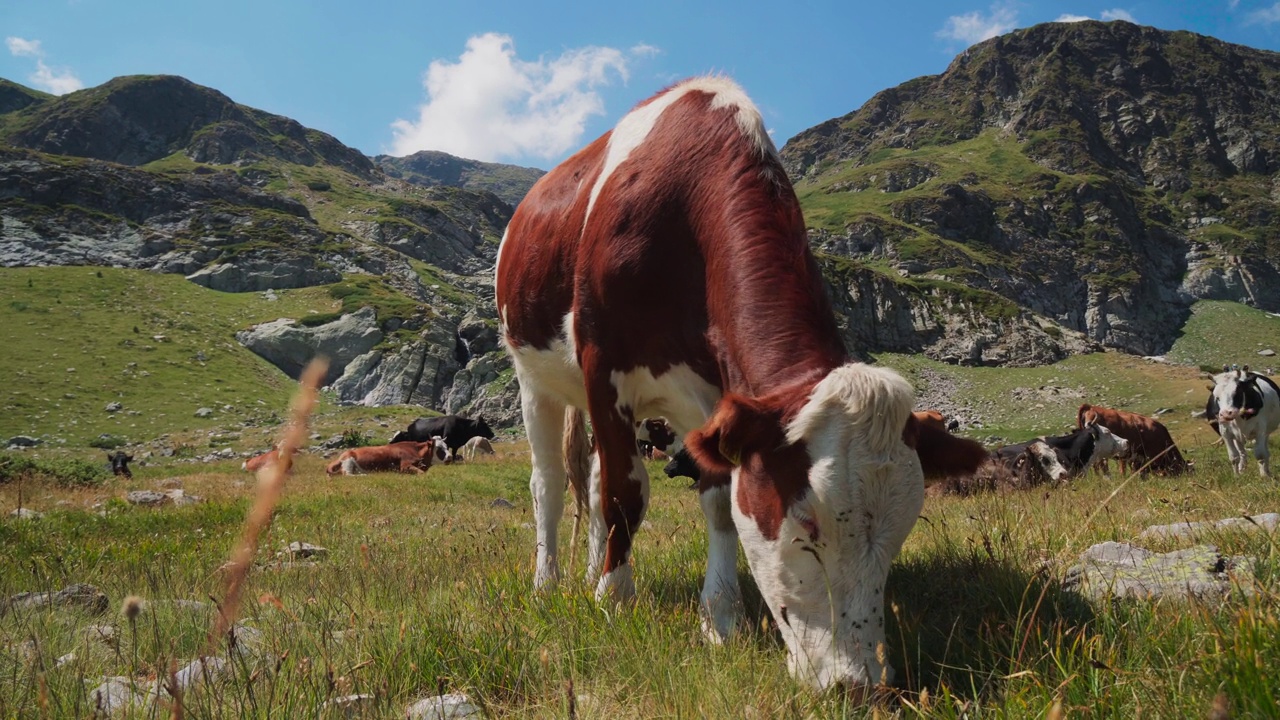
[1027,441,1068,483]
[584,76,776,226]
[699,483,742,643]
[585,451,606,582]
[1081,424,1128,473]
[1211,370,1280,476]
[607,364,721,437]
[728,362,924,691]
[596,563,635,604]
[339,456,362,476]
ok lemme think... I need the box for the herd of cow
[94,76,1277,697]
[638,362,1279,497]
[233,414,499,477]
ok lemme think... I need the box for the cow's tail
[563,406,591,572]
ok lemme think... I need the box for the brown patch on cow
[905,412,989,480]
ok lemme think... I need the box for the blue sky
[3,1,1279,170]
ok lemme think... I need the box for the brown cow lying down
[1077,403,1189,475]
[325,440,448,476]
[243,448,292,474]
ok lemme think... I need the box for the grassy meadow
[1,269,1279,717]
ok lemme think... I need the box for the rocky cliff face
[376,150,544,207]
[781,20,1280,356]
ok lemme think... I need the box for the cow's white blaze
[733,363,923,690]
[585,76,775,226]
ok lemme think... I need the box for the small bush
[88,434,129,449]
[298,312,343,327]
[342,429,375,448]
[305,180,332,192]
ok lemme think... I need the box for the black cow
[106,451,133,479]
[662,448,701,489]
[390,415,495,458]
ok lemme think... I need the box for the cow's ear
[686,393,781,473]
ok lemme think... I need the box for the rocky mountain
[781,20,1280,359]
[4,21,1280,433]
[376,150,544,207]
[0,74,528,426]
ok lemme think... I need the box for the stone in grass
[490,498,516,510]
[319,693,377,717]
[88,676,159,716]
[126,491,167,506]
[3,583,109,616]
[406,693,484,719]
[10,508,42,520]
[195,407,214,418]
[1137,513,1280,542]
[1063,541,1251,602]
[280,542,328,560]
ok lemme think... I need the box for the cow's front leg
[584,383,649,604]
[1253,432,1272,477]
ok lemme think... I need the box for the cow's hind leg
[523,387,569,589]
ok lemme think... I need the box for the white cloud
[1228,0,1241,10]
[937,3,1019,45]
[1100,9,1137,22]
[5,36,83,94]
[5,37,42,57]
[1247,2,1280,24]
[390,33,650,162]
[1055,9,1137,24]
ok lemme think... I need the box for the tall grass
[2,433,1276,717]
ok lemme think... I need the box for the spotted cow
[496,76,978,691]
[1208,365,1280,476]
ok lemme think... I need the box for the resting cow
[497,76,975,691]
[325,440,449,476]
[390,415,495,458]
[106,451,133,479]
[242,448,292,474]
[1077,404,1188,475]
[460,436,496,462]
[1207,365,1280,476]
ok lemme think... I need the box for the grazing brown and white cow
[908,410,987,483]
[1077,404,1188,476]
[324,440,448,476]
[497,76,974,691]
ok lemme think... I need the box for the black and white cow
[994,423,1130,485]
[390,415,495,459]
[1208,365,1280,476]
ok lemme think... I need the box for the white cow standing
[1210,365,1280,476]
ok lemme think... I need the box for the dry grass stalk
[206,358,328,651]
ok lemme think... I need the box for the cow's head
[417,438,450,464]
[1083,422,1130,461]
[1212,365,1264,423]
[474,416,496,440]
[389,430,410,444]
[639,418,677,450]
[106,451,134,479]
[687,364,922,692]
[662,448,700,481]
[1020,442,1069,485]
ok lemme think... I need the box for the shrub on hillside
[0,452,109,488]
[88,434,129,449]
[342,429,375,448]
